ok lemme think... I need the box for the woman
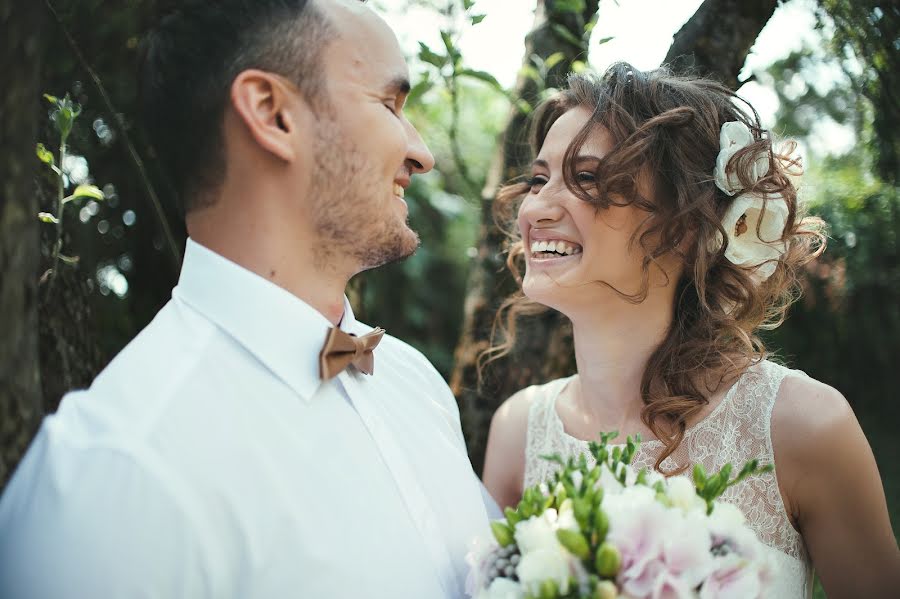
[482,63,899,597]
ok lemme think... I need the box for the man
[0,1,490,597]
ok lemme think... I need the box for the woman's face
[517,106,676,314]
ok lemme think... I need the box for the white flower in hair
[713,121,769,195]
[711,122,794,283]
[719,192,788,283]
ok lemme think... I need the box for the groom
[0,1,491,597]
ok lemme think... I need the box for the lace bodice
[524,360,814,598]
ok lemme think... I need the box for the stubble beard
[309,118,419,273]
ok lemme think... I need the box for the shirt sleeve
[0,420,212,599]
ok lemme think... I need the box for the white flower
[513,509,577,594]
[476,577,524,599]
[63,154,90,185]
[714,122,768,196]
[514,509,561,554]
[515,546,573,594]
[718,193,789,282]
[557,500,579,532]
[708,502,746,531]
[666,476,706,514]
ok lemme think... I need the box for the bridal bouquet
[467,433,776,599]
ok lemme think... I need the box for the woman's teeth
[393,183,405,198]
[530,240,582,257]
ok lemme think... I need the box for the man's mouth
[530,239,583,259]
[393,183,405,199]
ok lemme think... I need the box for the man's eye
[384,101,399,115]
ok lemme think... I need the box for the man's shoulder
[55,299,225,439]
[378,332,440,372]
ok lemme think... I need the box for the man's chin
[358,228,420,271]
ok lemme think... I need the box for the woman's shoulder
[490,376,572,438]
[770,367,852,442]
[769,367,859,507]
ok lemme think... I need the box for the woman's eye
[576,171,596,183]
[527,175,548,191]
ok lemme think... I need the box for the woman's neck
[567,290,675,427]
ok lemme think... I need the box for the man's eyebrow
[384,76,411,96]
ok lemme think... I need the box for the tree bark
[451,0,600,474]
[453,0,779,475]
[664,0,778,89]
[0,0,46,488]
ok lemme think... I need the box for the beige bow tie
[318,326,385,380]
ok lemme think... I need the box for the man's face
[306,0,435,274]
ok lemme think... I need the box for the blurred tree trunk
[450,0,600,474]
[0,1,45,488]
[664,0,778,89]
[452,0,778,474]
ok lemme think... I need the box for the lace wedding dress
[523,360,814,598]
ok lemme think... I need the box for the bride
[481,63,899,597]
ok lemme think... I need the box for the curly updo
[487,62,826,471]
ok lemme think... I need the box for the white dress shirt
[0,239,490,599]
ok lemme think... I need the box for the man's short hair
[138,0,335,213]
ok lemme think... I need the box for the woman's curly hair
[483,62,826,472]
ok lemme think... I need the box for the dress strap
[524,377,573,491]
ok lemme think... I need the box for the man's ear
[229,70,305,162]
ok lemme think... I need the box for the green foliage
[816,1,900,183]
[36,92,105,284]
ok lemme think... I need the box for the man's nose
[405,120,435,174]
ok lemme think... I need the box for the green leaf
[538,579,559,599]
[417,42,447,68]
[37,212,59,224]
[693,463,707,490]
[470,13,486,25]
[593,508,609,542]
[596,36,614,46]
[440,30,459,61]
[540,453,566,466]
[463,0,476,9]
[490,521,514,547]
[458,68,502,90]
[573,497,592,528]
[544,52,566,72]
[556,529,590,559]
[72,184,104,201]
[35,143,54,166]
[43,93,59,105]
[551,24,583,48]
[515,98,533,115]
[553,0,586,14]
[519,64,542,84]
[504,506,522,527]
[406,77,434,107]
[594,542,621,578]
[571,60,588,74]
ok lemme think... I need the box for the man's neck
[187,222,350,326]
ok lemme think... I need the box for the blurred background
[2,2,897,594]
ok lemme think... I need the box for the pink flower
[699,555,764,599]
[605,487,715,599]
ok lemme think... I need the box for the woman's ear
[229,69,305,162]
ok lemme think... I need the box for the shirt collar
[173,238,368,401]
